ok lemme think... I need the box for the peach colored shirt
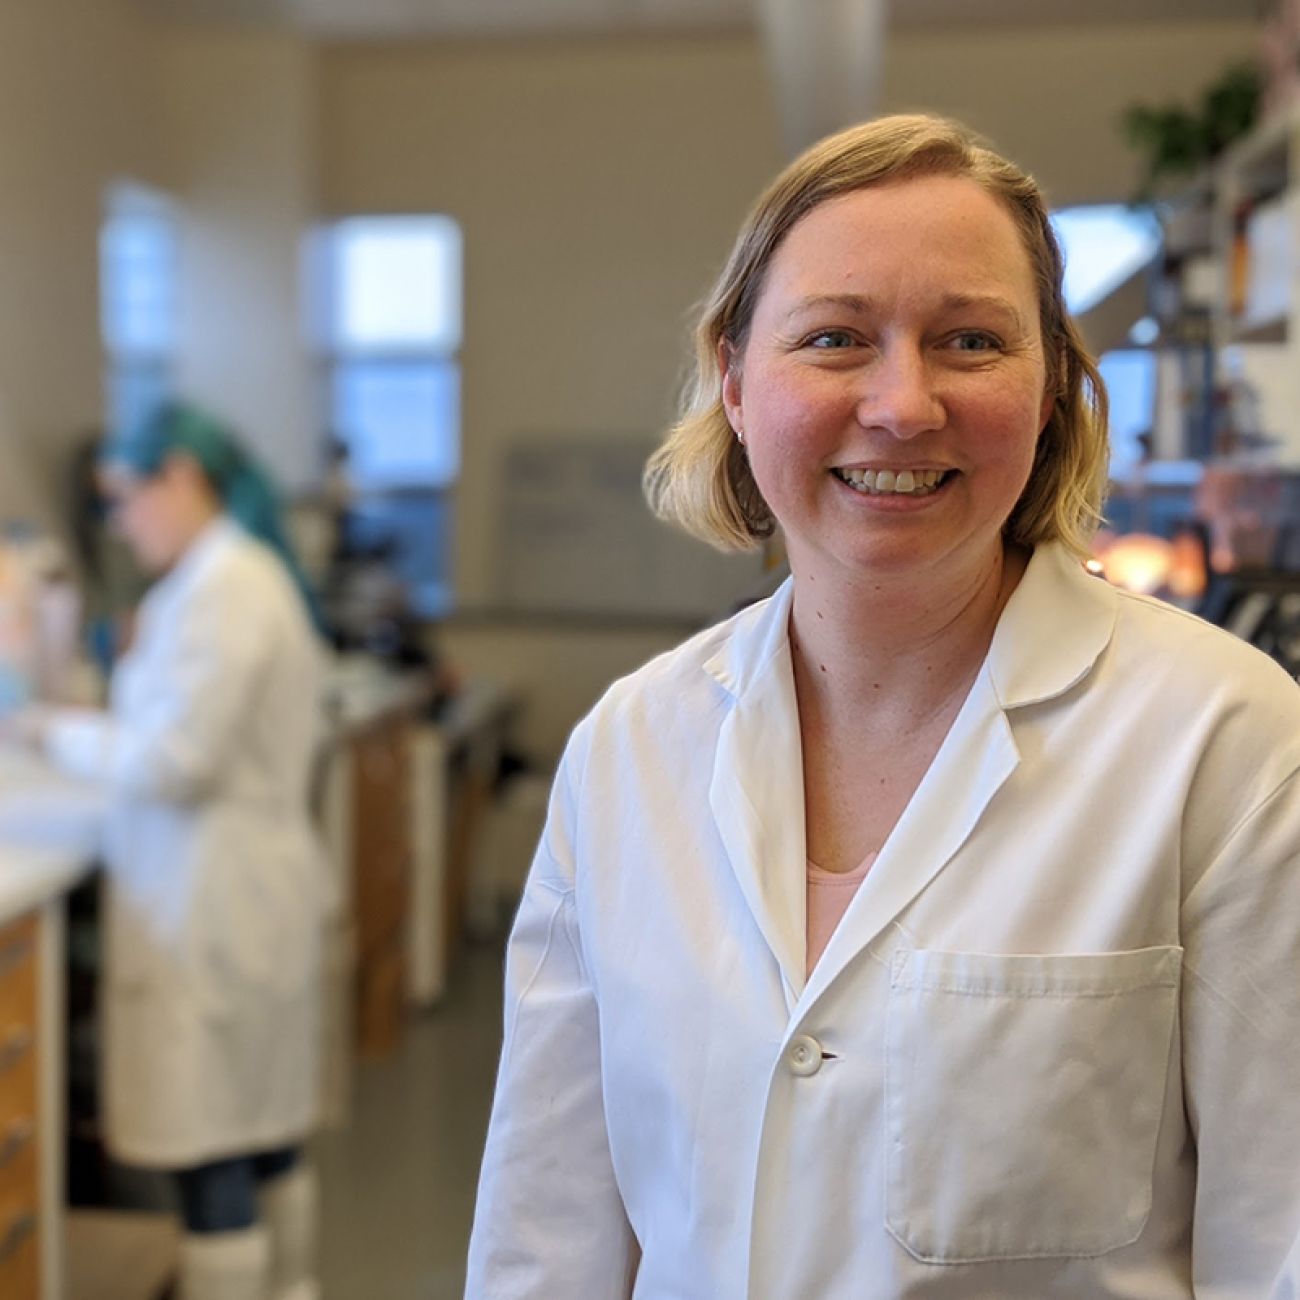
[806,852,878,978]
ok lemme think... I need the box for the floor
[62,939,506,1300]
[314,938,505,1300]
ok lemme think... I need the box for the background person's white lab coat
[45,516,327,1169]
[467,542,1300,1299]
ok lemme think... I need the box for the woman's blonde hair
[644,113,1109,559]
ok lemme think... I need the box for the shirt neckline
[807,850,878,884]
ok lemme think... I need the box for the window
[1097,349,1157,479]
[99,183,179,438]
[1050,204,1161,317]
[1052,204,1163,481]
[311,215,463,614]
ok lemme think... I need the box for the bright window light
[330,215,462,352]
[316,214,464,491]
[100,186,178,358]
[1051,205,1161,316]
[100,183,178,437]
[332,360,460,489]
[1098,349,1156,478]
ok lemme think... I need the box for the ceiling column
[755,0,889,157]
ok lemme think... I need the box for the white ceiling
[141,0,1255,40]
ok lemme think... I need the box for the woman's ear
[718,338,744,439]
[161,449,199,482]
[161,450,217,504]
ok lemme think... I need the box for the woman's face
[721,174,1054,586]
[99,462,190,573]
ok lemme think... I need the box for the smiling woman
[466,115,1300,1300]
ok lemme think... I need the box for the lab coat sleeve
[465,736,638,1299]
[43,576,272,803]
[1181,769,1300,1297]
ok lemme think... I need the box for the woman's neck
[788,542,1027,731]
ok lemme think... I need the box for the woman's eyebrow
[781,293,873,322]
[781,292,1029,331]
[937,293,1032,332]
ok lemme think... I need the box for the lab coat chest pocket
[884,945,1181,1264]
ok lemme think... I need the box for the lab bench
[317,667,521,1090]
[0,748,105,1300]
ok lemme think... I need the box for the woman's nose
[855,346,945,440]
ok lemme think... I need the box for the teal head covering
[102,400,324,632]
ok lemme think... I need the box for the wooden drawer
[0,916,36,1131]
[0,1201,39,1299]
[355,941,405,1059]
[0,918,36,1038]
[0,1004,37,1131]
[0,915,39,1300]
[0,1113,36,1211]
[352,724,413,961]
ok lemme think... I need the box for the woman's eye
[806,329,856,349]
[950,332,1000,353]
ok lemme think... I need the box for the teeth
[835,468,946,496]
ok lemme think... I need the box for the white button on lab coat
[467,543,1300,1299]
[786,1034,822,1077]
[45,518,327,1169]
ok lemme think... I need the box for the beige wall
[0,11,326,531]
[440,620,687,761]
[319,34,785,607]
[156,26,324,493]
[881,20,1259,205]
[0,0,164,527]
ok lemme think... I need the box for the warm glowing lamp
[1097,533,1175,595]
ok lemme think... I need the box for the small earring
[734,429,745,446]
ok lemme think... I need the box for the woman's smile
[831,465,955,497]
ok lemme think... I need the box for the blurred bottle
[0,527,39,713]
[0,525,102,712]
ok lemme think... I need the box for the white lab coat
[45,518,327,1169]
[467,542,1300,1299]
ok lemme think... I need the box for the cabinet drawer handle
[0,1209,35,1265]
[0,1026,33,1074]
[0,937,32,981]
[0,1118,34,1171]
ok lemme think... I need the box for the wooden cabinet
[350,720,413,1058]
[0,915,40,1300]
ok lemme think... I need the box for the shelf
[1229,314,1289,344]
[1218,101,1300,201]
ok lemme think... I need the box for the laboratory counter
[0,745,105,1300]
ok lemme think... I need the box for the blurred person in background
[466,115,1300,1298]
[9,401,328,1300]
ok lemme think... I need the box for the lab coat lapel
[799,664,1018,1008]
[707,583,808,1004]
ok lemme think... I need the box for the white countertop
[0,743,105,925]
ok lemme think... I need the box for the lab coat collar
[986,541,1118,710]
[702,577,797,702]
[703,542,1118,1012]
[703,543,1116,709]
[152,515,242,609]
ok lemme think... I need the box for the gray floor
[315,941,505,1300]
